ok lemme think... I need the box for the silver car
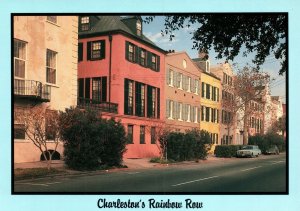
[236,145,262,158]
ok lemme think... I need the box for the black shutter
[87,41,91,60]
[101,40,105,59]
[156,55,160,72]
[134,45,139,63]
[147,85,153,117]
[102,77,107,102]
[124,79,129,114]
[125,41,129,61]
[135,82,141,116]
[85,78,90,98]
[157,88,160,118]
[78,43,83,62]
[147,51,152,68]
[78,78,84,98]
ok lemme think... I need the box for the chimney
[198,49,208,60]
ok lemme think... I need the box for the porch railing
[77,97,118,114]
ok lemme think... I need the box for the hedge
[214,145,244,158]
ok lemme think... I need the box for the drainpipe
[109,34,112,112]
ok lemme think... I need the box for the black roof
[79,16,165,53]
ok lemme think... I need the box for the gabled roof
[79,16,163,52]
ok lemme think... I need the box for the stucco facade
[13,16,78,163]
[78,16,165,158]
[165,52,201,132]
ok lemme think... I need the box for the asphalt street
[14,154,286,193]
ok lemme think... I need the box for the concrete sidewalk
[13,154,229,170]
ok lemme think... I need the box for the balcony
[14,79,51,102]
[77,97,118,114]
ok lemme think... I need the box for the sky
[142,16,286,104]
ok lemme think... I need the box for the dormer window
[80,16,90,31]
[205,60,210,73]
[136,20,142,36]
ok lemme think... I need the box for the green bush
[59,108,127,170]
[249,133,285,153]
[214,145,243,158]
[164,129,210,161]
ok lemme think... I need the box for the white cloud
[144,32,179,44]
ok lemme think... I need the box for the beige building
[210,63,240,145]
[165,52,201,132]
[13,16,78,163]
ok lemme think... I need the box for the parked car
[265,145,280,155]
[236,145,262,158]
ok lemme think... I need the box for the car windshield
[242,146,253,150]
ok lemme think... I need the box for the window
[127,125,133,144]
[126,42,137,63]
[45,110,56,140]
[168,69,174,86]
[206,84,211,99]
[14,39,26,79]
[178,103,183,120]
[194,79,199,94]
[140,48,146,66]
[47,16,57,24]
[178,73,183,89]
[205,107,210,122]
[166,100,174,119]
[202,82,205,98]
[14,124,25,139]
[147,86,157,118]
[87,40,105,60]
[46,49,57,84]
[92,77,107,102]
[187,77,191,92]
[136,20,142,36]
[201,106,205,121]
[151,127,156,144]
[80,16,90,31]
[140,126,145,144]
[124,79,134,115]
[187,104,191,122]
[151,54,157,70]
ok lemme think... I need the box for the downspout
[108,34,112,111]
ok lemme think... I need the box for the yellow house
[193,55,221,153]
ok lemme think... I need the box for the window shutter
[147,51,152,68]
[135,83,141,116]
[125,41,129,60]
[124,79,129,114]
[85,78,90,98]
[197,107,200,123]
[101,40,105,59]
[78,78,84,98]
[78,43,83,61]
[134,46,139,63]
[166,99,170,118]
[147,86,153,118]
[156,56,160,72]
[87,41,91,61]
[157,88,160,118]
[102,77,107,101]
[166,69,170,85]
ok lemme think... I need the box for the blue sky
[142,16,286,103]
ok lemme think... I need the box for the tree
[234,66,270,144]
[146,121,171,160]
[18,105,60,170]
[145,14,287,75]
[269,114,286,138]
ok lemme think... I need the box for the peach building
[165,52,201,132]
[77,16,166,158]
[13,16,78,163]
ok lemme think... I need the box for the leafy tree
[59,108,127,170]
[145,14,287,75]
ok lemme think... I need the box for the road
[14,154,286,193]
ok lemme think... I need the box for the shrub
[249,133,285,153]
[59,108,127,170]
[164,129,210,161]
[214,145,242,158]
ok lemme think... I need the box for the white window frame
[169,70,174,87]
[46,49,57,85]
[187,104,191,122]
[178,103,183,121]
[194,107,198,123]
[187,77,191,92]
[14,39,27,80]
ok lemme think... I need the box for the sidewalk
[14,154,229,170]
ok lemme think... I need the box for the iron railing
[14,79,51,102]
[77,97,118,114]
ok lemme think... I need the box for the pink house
[78,16,166,158]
